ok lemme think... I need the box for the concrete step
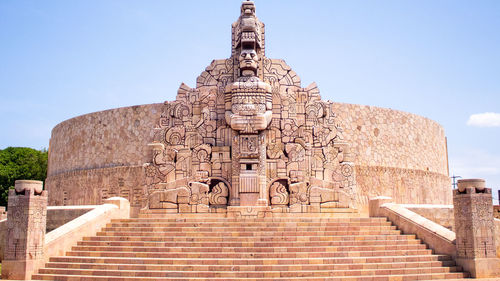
[70,244,428,253]
[32,272,469,281]
[64,249,434,259]
[101,226,398,232]
[117,217,387,223]
[96,230,402,237]
[37,266,464,278]
[107,221,394,227]
[32,216,468,281]
[44,260,458,271]
[49,254,455,266]
[77,239,422,248]
[85,233,417,242]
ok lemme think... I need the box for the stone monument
[2,180,47,280]
[453,179,500,278]
[143,1,356,213]
[46,0,452,214]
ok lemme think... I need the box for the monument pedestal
[453,179,500,278]
[227,206,271,218]
[239,193,259,206]
[455,258,500,279]
[1,180,47,280]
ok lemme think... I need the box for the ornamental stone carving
[453,179,500,278]
[2,180,47,280]
[143,1,357,213]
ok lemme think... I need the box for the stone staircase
[32,216,468,281]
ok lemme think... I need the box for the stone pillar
[453,179,500,278]
[2,180,48,280]
[257,131,268,206]
[368,196,393,217]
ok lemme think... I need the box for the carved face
[241,2,256,16]
[239,49,258,75]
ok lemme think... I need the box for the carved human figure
[142,0,358,212]
[239,49,258,76]
[224,72,272,133]
[149,143,176,183]
[224,1,272,134]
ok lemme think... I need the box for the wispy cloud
[467,112,500,127]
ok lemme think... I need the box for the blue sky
[1,0,499,203]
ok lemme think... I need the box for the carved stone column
[2,180,48,280]
[453,179,500,278]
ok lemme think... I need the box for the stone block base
[227,206,271,218]
[1,259,39,280]
[239,193,259,206]
[456,258,500,278]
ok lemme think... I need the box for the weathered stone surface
[139,1,356,213]
[2,180,47,280]
[45,1,451,213]
[403,204,455,230]
[453,180,500,278]
[369,197,457,257]
[46,166,144,216]
[46,205,97,232]
[31,214,470,280]
[14,179,44,194]
[47,104,164,175]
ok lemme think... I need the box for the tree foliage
[0,147,48,206]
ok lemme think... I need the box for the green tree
[0,147,48,206]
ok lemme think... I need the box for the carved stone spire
[232,1,264,51]
[231,0,265,78]
[225,1,272,134]
[143,0,357,212]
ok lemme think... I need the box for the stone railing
[399,204,500,256]
[42,197,129,268]
[370,178,500,278]
[369,197,456,256]
[46,205,99,232]
[1,180,131,280]
[0,205,99,261]
[401,204,454,230]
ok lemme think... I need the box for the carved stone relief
[3,181,48,280]
[143,1,357,213]
[453,183,497,259]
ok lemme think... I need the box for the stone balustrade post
[453,178,500,278]
[368,196,393,217]
[2,180,48,280]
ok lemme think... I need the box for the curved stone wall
[48,103,164,175]
[333,103,448,174]
[46,102,451,210]
[331,103,451,205]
